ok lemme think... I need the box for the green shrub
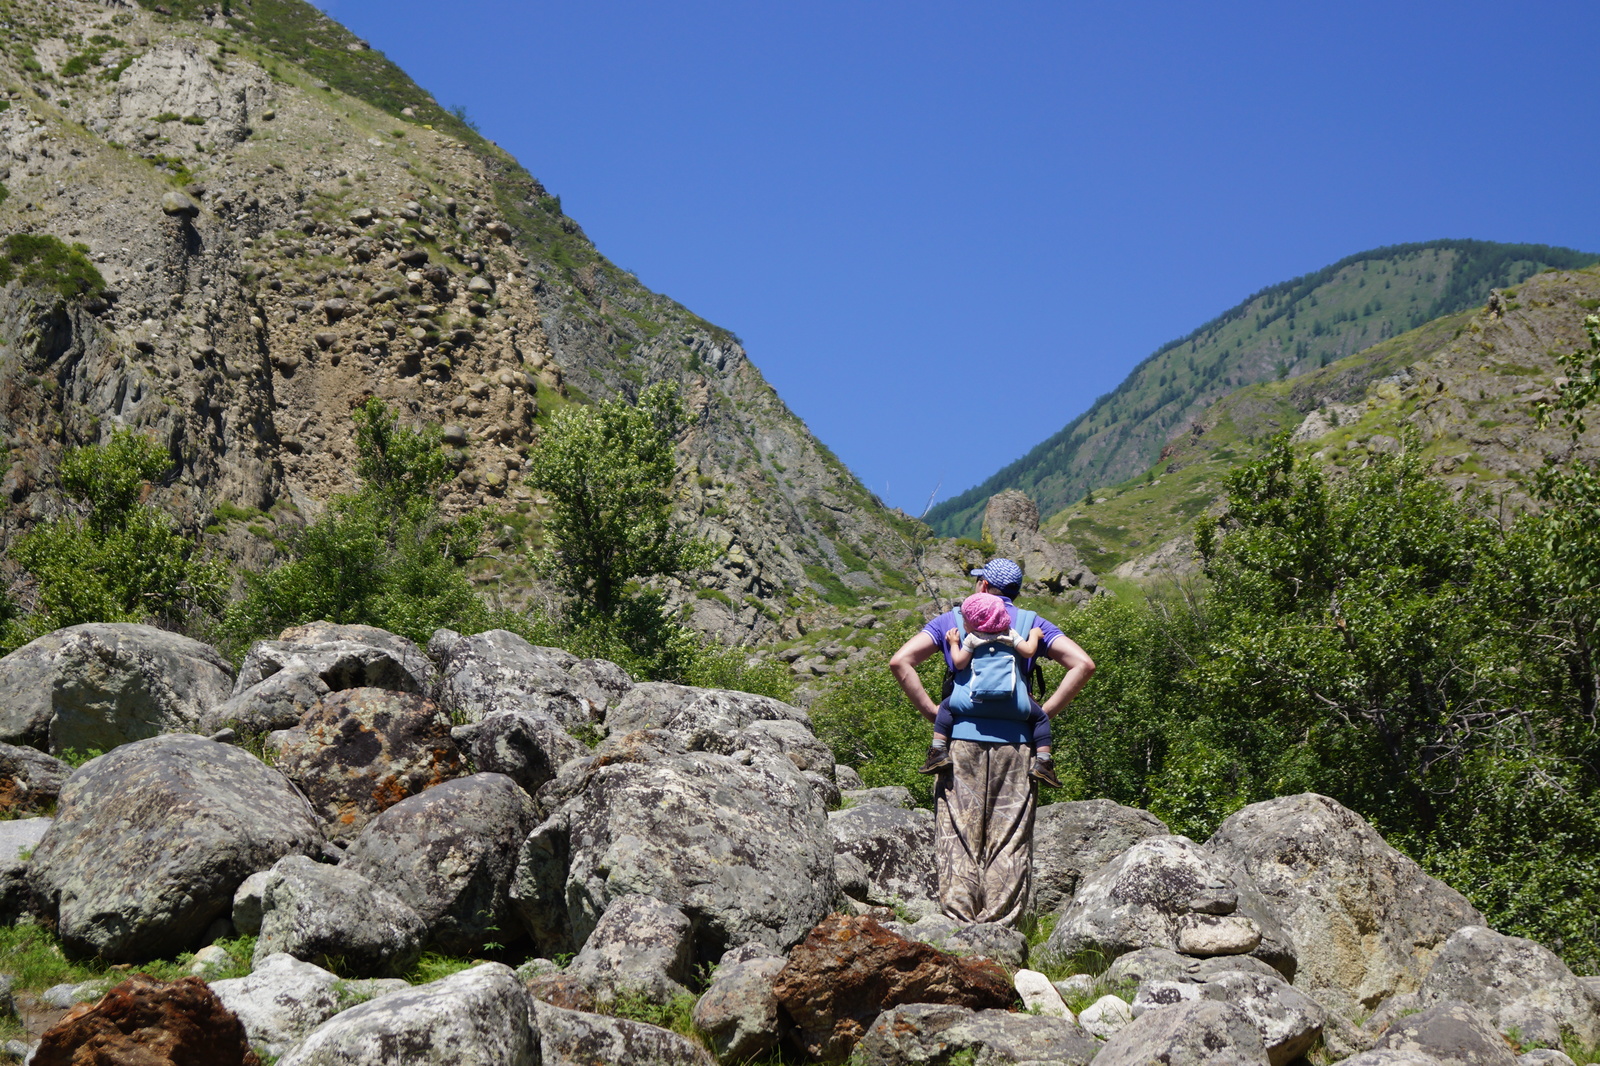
[0,233,106,300]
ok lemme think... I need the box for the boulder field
[0,620,1594,1064]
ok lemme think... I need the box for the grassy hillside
[1046,266,1600,576]
[927,241,1600,539]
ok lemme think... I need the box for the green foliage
[3,431,226,651]
[0,233,107,301]
[58,748,105,769]
[601,989,701,1041]
[218,399,492,654]
[527,382,710,620]
[405,952,477,984]
[812,628,941,808]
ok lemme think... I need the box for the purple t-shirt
[920,601,1063,672]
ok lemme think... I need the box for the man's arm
[1038,634,1095,718]
[889,632,942,722]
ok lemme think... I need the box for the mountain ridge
[926,239,1600,539]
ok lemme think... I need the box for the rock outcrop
[34,974,261,1066]
[29,734,321,961]
[1207,793,1483,1014]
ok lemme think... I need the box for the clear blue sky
[317,0,1600,514]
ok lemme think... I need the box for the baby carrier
[944,605,1039,719]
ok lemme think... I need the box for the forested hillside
[927,240,1599,538]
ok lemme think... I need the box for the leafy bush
[3,431,226,652]
[217,399,492,655]
[0,233,106,300]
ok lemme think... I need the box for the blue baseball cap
[969,558,1023,592]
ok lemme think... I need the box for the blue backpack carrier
[947,607,1037,720]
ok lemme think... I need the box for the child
[919,592,1060,787]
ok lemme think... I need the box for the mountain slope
[0,0,921,643]
[926,241,1600,539]
[1047,266,1600,578]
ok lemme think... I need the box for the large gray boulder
[45,624,234,755]
[564,894,694,1005]
[236,622,436,696]
[254,855,426,977]
[692,955,786,1062]
[828,802,936,910]
[1036,835,1295,977]
[342,772,539,954]
[432,628,629,731]
[201,665,330,735]
[210,952,407,1059]
[451,708,587,799]
[1207,793,1482,1015]
[1032,798,1170,915]
[534,999,714,1065]
[0,742,70,810]
[28,733,320,960]
[1371,1000,1518,1066]
[1095,998,1270,1066]
[857,1002,1099,1065]
[273,687,466,843]
[1198,969,1327,1066]
[511,731,835,958]
[279,962,539,1066]
[604,682,811,741]
[0,628,74,746]
[1414,926,1600,1048]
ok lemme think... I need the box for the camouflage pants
[934,740,1035,927]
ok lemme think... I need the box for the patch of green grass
[405,952,476,984]
[0,234,107,301]
[212,501,264,524]
[601,989,700,1042]
[153,111,181,123]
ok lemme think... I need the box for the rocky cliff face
[0,0,922,643]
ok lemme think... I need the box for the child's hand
[945,628,960,647]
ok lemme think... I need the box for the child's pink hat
[961,592,1010,634]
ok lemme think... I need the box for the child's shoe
[918,745,952,775]
[1029,755,1062,789]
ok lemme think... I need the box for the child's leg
[920,701,956,774]
[1029,704,1052,754]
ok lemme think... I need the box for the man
[888,558,1095,926]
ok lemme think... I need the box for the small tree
[3,430,225,649]
[528,382,709,619]
[218,398,489,652]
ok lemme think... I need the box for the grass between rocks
[0,923,256,996]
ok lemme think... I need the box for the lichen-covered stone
[235,623,435,696]
[0,743,69,812]
[1415,926,1600,1048]
[856,1002,1098,1066]
[273,687,465,843]
[534,999,714,1066]
[693,955,786,1061]
[1036,835,1294,977]
[564,894,694,1005]
[1095,998,1270,1066]
[342,773,538,954]
[434,628,628,731]
[202,665,330,735]
[253,856,424,977]
[451,708,586,798]
[46,623,235,755]
[828,802,935,909]
[1032,798,1170,915]
[279,963,538,1066]
[1207,794,1482,1014]
[28,734,320,961]
[1371,1000,1518,1066]
[513,738,834,958]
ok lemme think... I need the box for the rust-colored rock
[34,974,260,1066]
[274,687,465,843]
[772,914,1017,1062]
